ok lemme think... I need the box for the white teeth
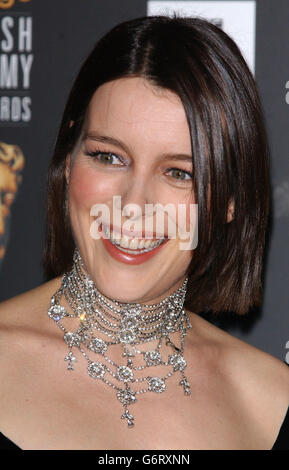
[110,238,165,254]
[102,225,166,253]
[138,239,145,249]
[115,237,163,250]
[119,234,129,248]
[129,238,140,249]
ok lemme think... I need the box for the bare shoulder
[0,276,62,364]
[0,276,62,330]
[0,276,63,425]
[189,311,289,395]
[187,311,289,440]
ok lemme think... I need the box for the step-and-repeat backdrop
[0,0,288,362]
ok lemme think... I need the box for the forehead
[85,77,191,151]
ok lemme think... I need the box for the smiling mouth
[101,224,168,255]
[108,237,165,254]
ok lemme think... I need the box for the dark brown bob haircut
[43,14,270,316]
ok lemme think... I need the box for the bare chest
[0,362,269,450]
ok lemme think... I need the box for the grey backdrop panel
[0,0,288,363]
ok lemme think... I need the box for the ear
[226,199,235,223]
[65,154,71,185]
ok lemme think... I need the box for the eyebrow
[83,131,193,162]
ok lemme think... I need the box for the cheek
[169,200,196,239]
[68,166,115,209]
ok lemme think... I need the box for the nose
[120,173,152,221]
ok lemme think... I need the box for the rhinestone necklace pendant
[47,249,191,428]
[179,376,191,395]
[64,350,77,371]
[121,409,135,427]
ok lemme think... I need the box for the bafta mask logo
[0,141,25,266]
[0,0,31,9]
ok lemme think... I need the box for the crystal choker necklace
[48,249,192,427]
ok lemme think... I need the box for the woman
[0,15,288,450]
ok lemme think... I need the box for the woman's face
[65,77,196,303]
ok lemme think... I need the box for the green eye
[98,153,118,164]
[86,150,123,165]
[167,168,192,181]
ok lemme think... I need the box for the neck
[47,248,192,428]
[75,247,189,307]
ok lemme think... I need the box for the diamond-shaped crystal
[119,329,136,344]
[63,332,81,347]
[48,304,67,322]
[117,366,134,382]
[65,351,77,362]
[120,316,139,330]
[117,388,137,406]
[88,361,105,379]
[88,338,107,354]
[121,306,141,318]
[169,354,187,371]
[166,302,176,318]
[144,350,162,366]
[85,278,94,289]
[148,377,166,393]
[179,378,191,395]
[121,410,135,427]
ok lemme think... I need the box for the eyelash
[85,149,126,165]
[84,149,193,181]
